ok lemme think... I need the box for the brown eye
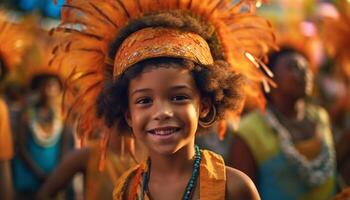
[171,95,190,102]
[136,97,153,105]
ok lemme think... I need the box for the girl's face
[126,66,208,155]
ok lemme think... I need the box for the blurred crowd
[0,0,349,200]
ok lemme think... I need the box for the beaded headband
[113,27,214,79]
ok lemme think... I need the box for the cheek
[129,106,147,133]
[182,103,200,130]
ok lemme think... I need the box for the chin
[149,143,182,156]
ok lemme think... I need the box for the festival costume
[237,105,336,200]
[12,106,74,193]
[113,150,226,200]
[52,0,276,199]
[322,0,350,81]
[0,11,30,161]
[51,0,277,139]
[10,24,74,194]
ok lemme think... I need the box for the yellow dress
[113,150,226,200]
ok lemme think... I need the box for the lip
[147,126,181,136]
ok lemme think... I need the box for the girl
[51,0,277,199]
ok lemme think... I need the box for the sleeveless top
[237,105,336,200]
[113,150,226,200]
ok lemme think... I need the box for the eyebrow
[130,85,194,96]
[170,85,194,92]
[130,88,152,97]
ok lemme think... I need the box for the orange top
[113,150,226,200]
[0,98,13,160]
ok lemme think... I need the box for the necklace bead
[183,145,201,200]
[142,145,201,200]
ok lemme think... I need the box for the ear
[124,109,132,127]
[199,97,212,118]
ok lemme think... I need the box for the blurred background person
[10,22,75,199]
[318,0,350,189]
[11,71,74,199]
[230,44,336,200]
[0,10,31,200]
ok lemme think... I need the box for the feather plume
[52,0,277,140]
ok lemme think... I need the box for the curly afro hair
[96,11,245,134]
[96,57,244,134]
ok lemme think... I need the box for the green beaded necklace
[141,145,201,200]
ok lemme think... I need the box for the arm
[0,99,14,200]
[225,167,260,200]
[0,161,14,200]
[36,148,90,200]
[228,135,258,184]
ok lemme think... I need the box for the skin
[334,187,350,200]
[36,148,89,200]
[0,63,14,200]
[230,52,316,183]
[126,66,260,200]
[0,161,14,200]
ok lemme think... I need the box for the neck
[39,98,60,110]
[149,143,196,178]
[270,94,301,118]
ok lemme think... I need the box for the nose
[153,101,174,121]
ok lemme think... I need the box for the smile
[147,127,181,136]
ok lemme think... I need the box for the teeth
[150,128,178,136]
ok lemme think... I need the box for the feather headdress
[25,24,67,83]
[0,11,31,72]
[51,0,277,141]
[276,22,322,74]
[322,0,350,80]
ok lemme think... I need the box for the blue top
[12,129,63,192]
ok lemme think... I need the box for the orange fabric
[199,150,226,200]
[0,11,31,70]
[85,142,137,200]
[113,150,226,200]
[113,27,214,78]
[0,98,13,160]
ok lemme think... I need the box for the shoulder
[306,104,329,121]
[225,166,260,200]
[113,163,144,200]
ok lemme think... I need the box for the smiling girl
[51,0,277,199]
